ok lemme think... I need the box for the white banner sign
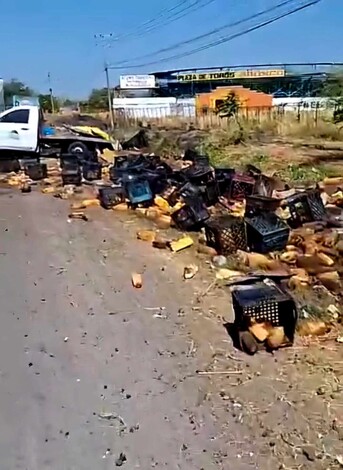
[120,75,155,89]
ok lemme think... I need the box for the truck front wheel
[67,141,89,155]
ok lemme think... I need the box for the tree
[215,91,240,118]
[62,98,76,107]
[3,79,35,104]
[87,88,109,110]
[38,94,60,113]
[319,74,343,98]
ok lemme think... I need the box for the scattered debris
[239,331,258,355]
[170,236,194,253]
[215,268,243,280]
[183,264,199,280]
[137,230,156,242]
[212,255,227,267]
[41,186,56,194]
[298,320,329,337]
[71,199,100,210]
[131,273,143,288]
[152,237,170,249]
[20,182,31,193]
[266,326,286,350]
[197,244,218,256]
[115,452,127,467]
[68,211,89,221]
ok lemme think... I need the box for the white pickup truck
[0,105,115,158]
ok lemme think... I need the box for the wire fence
[110,104,336,129]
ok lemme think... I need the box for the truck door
[0,108,38,151]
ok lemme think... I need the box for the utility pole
[48,72,55,114]
[105,64,115,130]
[94,34,115,130]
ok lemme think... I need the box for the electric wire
[111,0,295,66]
[95,0,215,44]
[108,0,321,70]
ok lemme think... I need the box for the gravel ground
[0,187,250,470]
[1,186,342,470]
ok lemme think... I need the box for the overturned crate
[286,188,327,228]
[24,162,48,181]
[245,195,281,218]
[125,178,153,207]
[82,162,102,181]
[182,163,213,186]
[199,180,220,207]
[98,186,126,209]
[221,171,256,201]
[61,163,82,186]
[245,212,289,254]
[204,215,247,254]
[232,281,298,343]
[172,200,210,231]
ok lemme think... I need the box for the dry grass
[111,108,343,140]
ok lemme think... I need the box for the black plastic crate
[232,281,298,342]
[214,167,235,196]
[153,161,174,177]
[228,172,256,200]
[199,180,220,207]
[142,170,168,196]
[245,213,289,254]
[287,189,326,228]
[245,195,281,217]
[164,182,203,207]
[183,149,210,165]
[146,155,162,168]
[172,200,210,231]
[168,169,189,186]
[24,163,48,181]
[82,162,102,181]
[110,165,140,182]
[61,163,82,186]
[182,163,213,185]
[98,186,126,209]
[125,178,153,206]
[179,182,202,201]
[60,154,81,168]
[204,215,247,254]
[0,159,21,173]
[114,154,147,169]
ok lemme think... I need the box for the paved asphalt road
[0,187,240,470]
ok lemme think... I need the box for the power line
[129,0,216,38]
[95,0,215,45]
[111,0,290,66]
[108,0,321,70]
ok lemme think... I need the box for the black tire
[67,141,89,155]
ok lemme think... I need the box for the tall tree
[87,88,109,110]
[3,79,35,104]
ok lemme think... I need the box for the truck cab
[0,105,40,154]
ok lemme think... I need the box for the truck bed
[41,133,113,145]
